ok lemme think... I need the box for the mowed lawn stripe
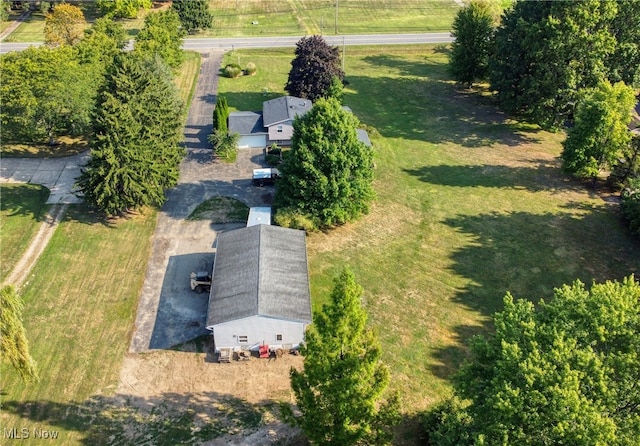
[0,206,157,443]
[0,184,50,283]
[218,46,639,415]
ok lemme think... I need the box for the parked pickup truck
[252,168,280,186]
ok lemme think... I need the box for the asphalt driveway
[129,52,275,353]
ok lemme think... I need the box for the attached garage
[237,134,267,148]
[229,111,267,148]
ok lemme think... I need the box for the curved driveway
[0,152,88,204]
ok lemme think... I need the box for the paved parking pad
[0,152,89,204]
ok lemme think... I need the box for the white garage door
[238,135,266,148]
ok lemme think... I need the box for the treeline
[449,0,640,236]
[0,3,201,216]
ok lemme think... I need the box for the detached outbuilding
[205,224,312,353]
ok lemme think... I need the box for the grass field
[2,0,460,42]
[1,43,638,444]
[0,206,158,444]
[0,51,201,445]
[206,0,459,37]
[0,184,50,282]
[218,45,640,421]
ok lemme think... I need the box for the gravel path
[2,203,67,288]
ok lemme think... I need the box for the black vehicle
[252,168,280,186]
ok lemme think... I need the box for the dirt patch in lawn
[115,337,306,445]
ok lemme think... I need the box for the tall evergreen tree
[77,54,184,216]
[284,268,399,445]
[489,0,617,129]
[212,96,228,134]
[274,97,374,229]
[448,1,495,87]
[171,0,213,34]
[0,285,39,383]
[285,35,345,101]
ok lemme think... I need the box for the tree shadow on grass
[402,160,579,194]
[344,74,542,148]
[0,184,50,221]
[429,207,640,381]
[2,391,277,445]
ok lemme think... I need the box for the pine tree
[284,268,399,445]
[171,0,213,34]
[77,54,184,216]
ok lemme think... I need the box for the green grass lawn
[0,53,201,445]
[3,0,459,42]
[0,184,50,282]
[219,45,640,426]
[206,0,459,36]
[0,205,157,444]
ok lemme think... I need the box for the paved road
[0,32,453,54]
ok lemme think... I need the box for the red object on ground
[259,344,270,358]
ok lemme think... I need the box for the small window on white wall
[238,335,248,343]
[276,334,283,341]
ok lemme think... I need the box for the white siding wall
[212,315,306,351]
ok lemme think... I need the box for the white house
[205,224,312,353]
[228,96,372,149]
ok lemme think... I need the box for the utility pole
[335,0,338,34]
[342,36,345,72]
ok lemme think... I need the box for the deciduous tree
[44,2,86,47]
[171,0,213,34]
[425,275,640,446]
[283,268,399,445]
[0,46,94,145]
[0,285,39,383]
[134,9,185,68]
[96,0,151,19]
[274,97,374,229]
[561,81,636,181]
[448,1,495,87]
[76,17,127,70]
[77,54,184,216]
[285,35,344,102]
[489,0,617,129]
[607,0,640,87]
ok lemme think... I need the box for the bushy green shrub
[244,62,257,75]
[265,154,280,166]
[274,208,317,232]
[223,63,242,78]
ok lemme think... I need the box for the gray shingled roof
[228,111,266,135]
[206,225,312,327]
[263,96,312,127]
